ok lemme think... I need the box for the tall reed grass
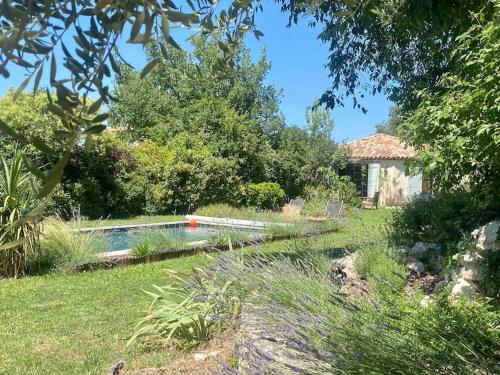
[39,219,105,271]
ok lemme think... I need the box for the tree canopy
[401,4,500,206]
[278,0,494,111]
[0,0,260,202]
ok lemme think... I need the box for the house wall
[377,159,422,206]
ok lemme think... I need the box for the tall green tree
[401,3,500,205]
[0,91,62,161]
[274,105,347,197]
[110,36,284,183]
[375,106,404,136]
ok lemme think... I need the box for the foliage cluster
[401,4,500,204]
[279,0,494,111]
[390,192,498,248]
[245,182,286,210]
[207,228,256,248]
[108,38,347,203]
[0,36,350,221]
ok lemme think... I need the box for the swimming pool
[81,222,261,253]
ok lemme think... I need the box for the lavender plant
[208,243,500,374]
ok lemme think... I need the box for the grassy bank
[0,210,389,374]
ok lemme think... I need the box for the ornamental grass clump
[264,218,341,240]
[39,219,104,271]
[130,229,187,257]
[129,267,240,351]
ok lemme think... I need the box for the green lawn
[0,209,390,375]
[72,215,185,229]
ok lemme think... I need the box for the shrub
[246,182,286,210]
[302,186,330,216]
[390,192,498,247]
[130,228,188,257]
[39,219,104,271]
[129,267,240,351]
[0,152,41,278]
[331,175,362,208]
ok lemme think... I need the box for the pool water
[97,224,257,252]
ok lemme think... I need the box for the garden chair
[283,198,305,216]
[324,199,343,217]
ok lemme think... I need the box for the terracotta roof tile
[345,133,416,160]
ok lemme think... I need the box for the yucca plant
[0,152,40,278]
[129,267,240,351]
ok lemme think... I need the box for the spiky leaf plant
[0,152,40,277]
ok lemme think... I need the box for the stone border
[185,215,265,229]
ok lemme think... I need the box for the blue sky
[1,3,392,142]
[243,4,393,141]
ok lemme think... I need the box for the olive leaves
[0,0,262,249]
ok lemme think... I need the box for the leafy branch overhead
[277,0,494,112]
[0,0,262,199]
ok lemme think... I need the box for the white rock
[450,267,464,281]
[459,251,482,267]
[459,252,484,281]
[471,221,500,251]
[450,279,477,299]
[194,351,220,361]
[410,242,438,258]
[408,260,425,275]
[462,265,484,282]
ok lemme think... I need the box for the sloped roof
[345,133,416,160]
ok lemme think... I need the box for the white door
[367,163,380,198]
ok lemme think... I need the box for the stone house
[340,133,424,207]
